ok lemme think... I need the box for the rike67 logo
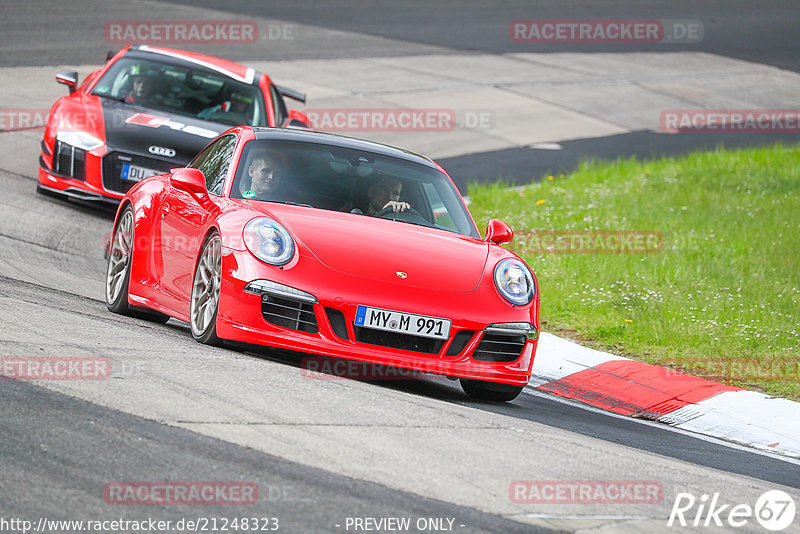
[668,490,796,531]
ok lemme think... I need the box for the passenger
[199,92,253,123]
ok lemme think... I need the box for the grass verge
[468,143,800,400]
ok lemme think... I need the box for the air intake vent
[445,330,474,356]
[261,294,318,333]
[325,308,349,340]
[472,333,527,362]
[354,327,444,354]
[53,141,87,181]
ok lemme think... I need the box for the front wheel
[106,207,135,314]
[190,233,223,346]
[105,206,170,323]
[460,378,525,402]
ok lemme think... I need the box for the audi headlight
[494,258,535,305]
[56,131,104,151]
[243,217,295,265]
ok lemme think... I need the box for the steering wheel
[374,205,431,226]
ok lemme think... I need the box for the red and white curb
[530,333,800,459]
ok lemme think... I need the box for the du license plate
[355,305,451,340]
[122,163,161,182]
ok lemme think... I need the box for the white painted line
[512,514,649,520]
[529,142,563,150]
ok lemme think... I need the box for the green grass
[468,144,800,399]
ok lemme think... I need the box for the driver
[241,150,285,200]
[125,74,162,106]
[356,175,410,215]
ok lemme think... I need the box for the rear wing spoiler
[276,85,306,104]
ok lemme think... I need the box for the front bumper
[215,249,539,386]
[38,154,124,204]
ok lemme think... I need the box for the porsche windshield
[91,57,267,126]
[231,140,479,238]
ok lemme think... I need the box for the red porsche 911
[105,127,539,401]
[38,44,310,205]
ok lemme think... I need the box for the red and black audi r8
[38,44,310,205]
[105,127,540,401]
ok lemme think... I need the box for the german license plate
[355,305,451,340]
[122,163,161,182]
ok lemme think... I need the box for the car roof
[124,44,260,86]
[249,127,440,170]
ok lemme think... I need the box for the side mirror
[170,168,208,199]
[56,71,78,94]
[485,219,513,245]
[284,109,311,129]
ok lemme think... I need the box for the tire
[460,378,525,402]
[190,232,223,346]
[105,206,170,323]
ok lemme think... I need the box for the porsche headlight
[243,217,295,265]
[494,258,535,305]
[56,131,104,151]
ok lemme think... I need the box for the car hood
[254,204,489,292]
[100,98,228,164]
